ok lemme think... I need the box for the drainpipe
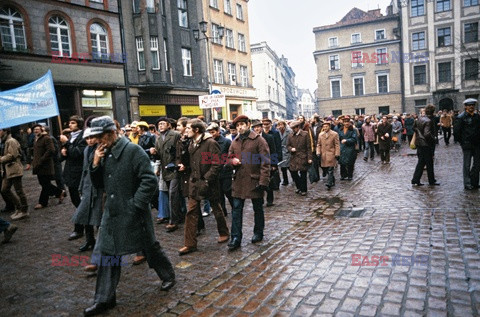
[117,0,131,123]
[397,0,406,113]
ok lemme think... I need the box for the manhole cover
[335,208,366,218]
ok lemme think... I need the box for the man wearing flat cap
[287,120,313,195]
[316,120,340,189]
[84,116,175,316]
[226,115,270,251]
[454,98,480,190]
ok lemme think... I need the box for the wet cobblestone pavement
[1,139,479,316]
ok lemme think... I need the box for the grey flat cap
[90,116,117,135]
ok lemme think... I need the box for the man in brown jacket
[287,121,313,195]
[177,119,229,255]
[0,128,29,219]
[316,121,340,189]
[227,115,270,251]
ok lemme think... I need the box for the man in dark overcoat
[337,117,358,180]
[287,120,313,195]
[376,115,392,164]
[84,116,175,316]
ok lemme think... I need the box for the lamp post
[193,20,224,121]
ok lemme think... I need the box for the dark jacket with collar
[62,130,86,188]
[32,132,55,176]
[266,129,282,164]
[214,134,233,179]
[453,111,480,150]
[261,131,277,167]
[154,129,181,182]
[138,131,157,160]
[414,115,436,148]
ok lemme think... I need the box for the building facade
[400,0,480,113]
[280,55,297,119]
[0,0,127,131]
[251,41,287,119]
[313,7,402,117]
[296,88,316,119]
[198,0,256,120]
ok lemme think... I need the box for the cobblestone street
[1,139,479,316]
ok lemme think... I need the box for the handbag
[410,132,417,150]
[269,168,281,190]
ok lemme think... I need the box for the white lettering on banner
[199,94,226,109]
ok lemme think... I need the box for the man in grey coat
[84,116,175,316]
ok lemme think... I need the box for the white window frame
[178,0,188,28]
[211,24,223,45]
[238,33,246,52]
[0,7,27,51]
[181,48,192,76]
[209,0,218,9]
[329,54,340,70]
[353,76,365,96]
[236,3,243,20]
[351,50,364,68]
[150,36,160,70]
[240,65,248,87]
[90,23,109,59]
[351,33,361,44]
[375,29,386,40]
[146,0,155,13]
[376,73,389,93]
[48,16,72,57]
[330,79,342,98]
[213,59,224,84]
[225,29,234,48]
[328,37,338,47]
[376,47,388,64]
[227,62,236,85]
[224,0,232,14]
[136,37,145,70]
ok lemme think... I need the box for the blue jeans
[364,141,375,159]
[0,217,10,233]
[231,197,264,242]
[157,191,170,219]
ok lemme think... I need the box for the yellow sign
[181,105,203,116]
[139,105,166,116]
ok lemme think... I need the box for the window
[236,4,243,20]
[182,48,192,76]
[150,36,160,70]
[178,0,188,27]
[49,16,71,57]
[438,62,451,82]
[412,31,425,50]
[353,77,364,96]
[415,99,427,107]
[163,38,168,70]
[414,65,427,84]
[351,33,361,44]
[328,37,338,47]
[227,62,236,84]
[376,48,388,64]
[90,23,108,60]
[213,59,224,84]
[0,7,27,51]
[136,37,145,70]
[146,0,155,13]
[378,106,390,115]
[81,90,113,118]
[240,65,248,87]
[377,74,388,93]
[464,22,478,43]
[436,0,450,12]
[209,0,218,9]
[212,24,223,44]
[464,0,479,6]
[437,27,451,47]
[465,59,479,80]
[330,80,341,98]
[355,108,366,115]
[238,33,246,52]
[91,0,104,3]
[351,51,363,68]
[375,29,385,40]
[332,110,342,117]
[411,0,425,17]
[329,55,339,70]
[133,0,140,13]
[224,0,232,14]
[225,29,234,48]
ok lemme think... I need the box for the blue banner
[0,70,59,129]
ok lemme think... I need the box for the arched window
[90,23,108,59]
[0,6,27,51]
[49,15,71,57]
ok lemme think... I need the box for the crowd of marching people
[0,97,478,315]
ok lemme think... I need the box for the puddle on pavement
[311,196,344,219]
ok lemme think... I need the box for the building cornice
[313,39,401,56]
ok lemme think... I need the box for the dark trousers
[166,178,182,225]
[291,170,307,192]
[266,189,274,204]
[358,134,365,151]
[412,146,435,184]
[219,177,233,215]
[281,167,290,184]
[231,197,264,242]
[380,148,390,163]
[442,127,451,145]
[325,167,335,186]
[68,186,84,234]
[185,197,229,248]
[340,164,354,179]
[1,176,28,212]
[37,174,62,206]
[94,241,175,303]
[364,141,375,159]
[462,147,480,187]
[0,217,10,233]
[85,225,95,243]
[407,134,414,144]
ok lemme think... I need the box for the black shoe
[79,240,95,252]
[196,228,205,236]
[68,231,84,241]
[84,300,116,316]
[281,182,288,186]
[228,237,241,251]
[411,182,424,186]
[363,157,368,162]
[465,185,475,190]
[266,202,274,207]
[347,177,352,181]
[295,189,301,194]
[160,279,175,291]
[429,182,440,186]
[251,234,263,244]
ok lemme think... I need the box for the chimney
[368,9,382,17]
[386,5,393,16]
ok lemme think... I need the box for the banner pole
[57,115,63,135]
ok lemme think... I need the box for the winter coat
[176,136,191,197]
[376,122,392,151]
[266,129,283,164]
[0,135,23,178]
[72,145,103,226]
[287,130,313,172]
[337,127,357,166]
[362,123,376,142]
[262,131,277,167]
[405,117,415,136]
[138,132,156,160]
[62,130,86,189]
[453,111,480,150]
[392,121,402,135]
[214,134,233,179]
[90,136,157,256]
[32,132,55,176]
[316,130,340,168]
[278,129,291,168]
[228,131,270,200]
[414,116,436,148]
[188,133,222,201]
[155,129,181,182]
